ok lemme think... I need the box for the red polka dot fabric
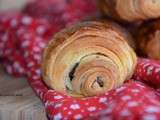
[133,58,160,88]
[0,12,55,77]
[91,81,160,120]
[1,6,160,120]
[23,0,99,29]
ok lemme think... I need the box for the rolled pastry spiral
[136,19,160,60]
[98,0,160,22]
[42,21,137,97]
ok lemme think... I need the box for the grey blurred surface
[0,66,48,120]
[0,0,29,11]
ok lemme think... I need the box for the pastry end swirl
[42,21,137,97]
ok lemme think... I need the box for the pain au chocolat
[42,21,137,97]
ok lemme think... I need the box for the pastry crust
[98,0,160,22]
[42,21,137,97]
[136,19,160,60]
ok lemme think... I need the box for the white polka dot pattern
[1,10,160,120]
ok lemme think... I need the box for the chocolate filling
[69,63,79,81]
[68,53,108,82]
[65,85,70,90]
[96,76,104,87]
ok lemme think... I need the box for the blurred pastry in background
[136,19,160,60]
[98,0,160,23]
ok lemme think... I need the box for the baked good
[136,19,160,59]
[42,21,137,97]
[98,0,160,22]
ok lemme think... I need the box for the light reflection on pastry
[42,21,137,97]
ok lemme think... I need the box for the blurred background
[0,0,28,11]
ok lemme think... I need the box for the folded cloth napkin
[1,13,160,120]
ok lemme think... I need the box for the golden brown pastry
[136,19,160,60]
[42,21,137,97]
[98,0,160,22]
